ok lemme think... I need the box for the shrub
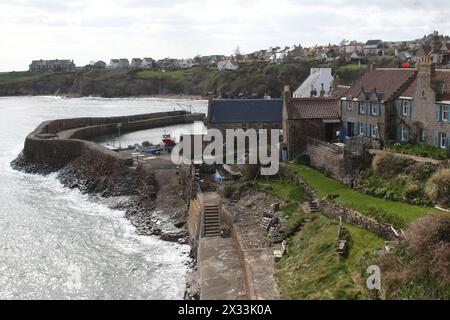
[372,153,412,179]
[388,143,450,160]
[406,212,450,288]
[406,162,437,181]
[425,168,450,205]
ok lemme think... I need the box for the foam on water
[0,96,205,299]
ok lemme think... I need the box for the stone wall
[20,111,205,171]
[221,206,280,300]
[306,138,361,185]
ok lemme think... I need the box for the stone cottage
[206,98,283,135]
[282,86,340,160]
[340,54,450,149]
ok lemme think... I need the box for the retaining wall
[306,138,364,185]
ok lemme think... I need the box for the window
[371,103,379,116]
[347,101,352,110]
[359,103,365,114]
[372,125,379,138]
[401,125,408,142]
[420,129,425,142]
[440,132,447,149]
[359,123,364,135]
[442,105,449,122]
[402,101,411,117]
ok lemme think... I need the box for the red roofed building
[282,86,340,160]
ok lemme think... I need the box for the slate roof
[209,99,283,123]
[286,98,339,120]
[401,69,450,101]
[365,40,382,46]
[343,69,416,102]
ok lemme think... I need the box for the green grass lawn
[339,63,368,71]
[135,69,188,79]
[276,214,383,299]
[0,71,38,82]
[288,164,431,227]
[253,178,384,299]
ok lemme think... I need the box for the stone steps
[203,205,220,237]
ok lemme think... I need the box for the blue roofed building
[206,98,283,134]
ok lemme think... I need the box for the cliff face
[0,63,317,98]
[0,60,389,98]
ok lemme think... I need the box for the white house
[141,58,154,69]
[270,52,286,64]
[108,58,129,69]
[217,60,239,71]
[130,58,143,68]
[293,68,334,98]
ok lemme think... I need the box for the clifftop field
[0,58,397,98]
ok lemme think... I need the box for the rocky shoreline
[10,152,200,299]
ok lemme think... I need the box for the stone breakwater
[11,111,206,243]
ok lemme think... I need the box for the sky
[0,0,449,72]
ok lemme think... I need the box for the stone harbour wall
[19,111,205,172]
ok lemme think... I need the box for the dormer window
[371,103,379,116]
[402,100,411,117]
[442,105,449,122]
[359,103,365,114]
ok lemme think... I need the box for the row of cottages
[416,31,450,67]
[206,89,340,161]
[130,58,155,69]
[108,59,130,69]
[217,60,239,71]
[340,54,450,149]
[29,59,75,73]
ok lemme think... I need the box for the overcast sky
[0,0,449,71]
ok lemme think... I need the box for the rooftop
[286,97,339,120]
[209,99,283,123]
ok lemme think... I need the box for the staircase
[260,217,272,231]
[308,199,319,212]
[203,204,221,237]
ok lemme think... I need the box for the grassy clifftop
[0,60,373,98]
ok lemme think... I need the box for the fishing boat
[162,131,176,147]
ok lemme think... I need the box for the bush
[374,212,450,299]
[406,212,450,288]
[425,168,450,205]
[388,143,450,160]
[372,153,413,179]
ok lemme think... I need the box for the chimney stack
[284,85,291,102]
[320,83,325,97]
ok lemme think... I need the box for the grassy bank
[288,164,431,227]
[276,215,383,299]
[254,179,384,299]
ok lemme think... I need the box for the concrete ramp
[198,237,247,300]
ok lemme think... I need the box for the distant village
[28,31,450,74]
